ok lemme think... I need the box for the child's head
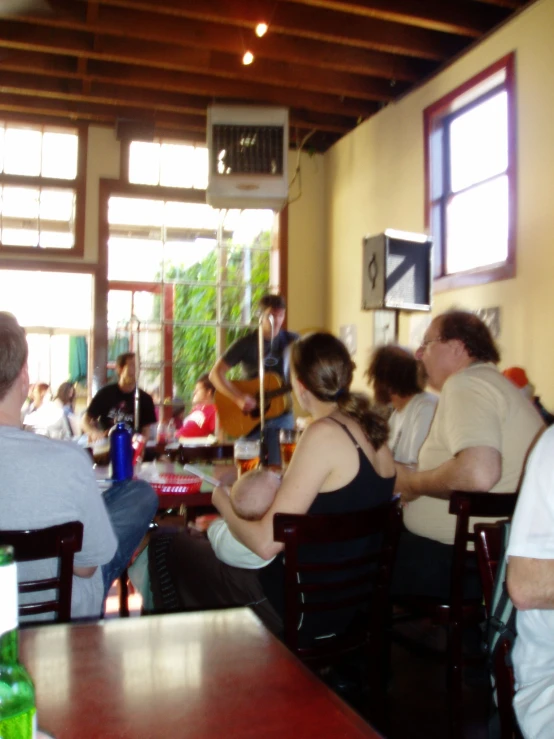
[230,468,281,521]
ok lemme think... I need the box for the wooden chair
[0,521,84,623]
[393,491,518,738]
[273,500,402,714]
[474,522,522,739]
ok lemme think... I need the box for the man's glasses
[419,336,444,350]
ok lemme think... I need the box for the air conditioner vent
[207,106,289,210]
[211,124,285,177]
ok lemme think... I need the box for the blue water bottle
[109,422,133,481]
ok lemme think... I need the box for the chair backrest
[474,522,520,739]
[273,500,402,663]
[474,522,505,613]
[448,492,518,613]
[0,521,84,622]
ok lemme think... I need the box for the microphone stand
[257,311,274,467]
[129,314,141,433]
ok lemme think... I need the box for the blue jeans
[101,479,158,598]
[247,412,295,466]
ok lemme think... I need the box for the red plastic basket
[148,473,203,495]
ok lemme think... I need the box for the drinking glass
[234,438,261,477]
[279,428,298,470]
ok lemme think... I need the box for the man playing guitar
[209,293,298,465]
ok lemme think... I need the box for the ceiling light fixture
[255,22,268,37]
[242,50,254,65]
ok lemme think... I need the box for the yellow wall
[324,0,554,406]
[286,150,327,335]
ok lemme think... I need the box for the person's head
[192,374,215,405]
[115,352,136,388]
[230,468,281,521]
[365,345,426,406]
[56,381,76,408]
[503,366,535,400]
[415,311,500,391]
[291,332,388,449]
[31,382,49,408]
[259,293,286,338]
[0,312,29,408]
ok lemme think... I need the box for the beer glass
[279,428,298,471]
[234,439,260,477]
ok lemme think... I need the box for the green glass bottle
[0,546,36,739]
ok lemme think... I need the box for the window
[104,139,278,409]
[128,140,208,189]
[0,121,85,253]
[424,54,515,289]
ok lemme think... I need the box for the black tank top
[259,418,395,642]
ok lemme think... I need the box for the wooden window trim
[0,123,87,258]
[97,177,289,395]
[424,53,516,293]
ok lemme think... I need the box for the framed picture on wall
[373,310,398,346]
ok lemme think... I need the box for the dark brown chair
[393,491,518,738]
[273,500,402,713]
[475,522,522,739]
[0,521,84,623]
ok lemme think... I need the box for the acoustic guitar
[215,372,292,438]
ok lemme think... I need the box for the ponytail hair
[291,332,389,450]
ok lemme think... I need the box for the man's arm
[396,445,502,503]
[209,357,256,412]
[81,412,107,441]
[507,556,554,610]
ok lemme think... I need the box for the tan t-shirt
[403,362,545,545]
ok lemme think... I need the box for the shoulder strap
[325,416,361,449]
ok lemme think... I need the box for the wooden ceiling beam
[0,33,403,114]
[269,0,510,35]
[0,43,402,104]
[25,0,465,62]
[90,0,476,52]
[0,15,435,81]
[0,70,356,135]
[92,0,509,36]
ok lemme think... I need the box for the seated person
[21,382,49,423]
[149,332,396,640]
[366,344,438,464]
[81,352,157,441]
[0,312,158,620]
[208,468,282,569]
[24,381,80,440]
[507,426,554,739]
[393,311,545,600]
[503,366,554,426]
[176,374,217,438]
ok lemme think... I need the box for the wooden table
[20,609,383,739]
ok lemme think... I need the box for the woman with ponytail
[150,332,396,641]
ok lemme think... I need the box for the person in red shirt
[176,374,217,438]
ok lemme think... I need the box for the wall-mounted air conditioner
[207,105,289,210]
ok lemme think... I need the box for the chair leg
[447,620,464,739]
[119,568,130,618]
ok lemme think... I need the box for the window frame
[97,176,287,406]
[424,53,516,292]
[0,119,87,257]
